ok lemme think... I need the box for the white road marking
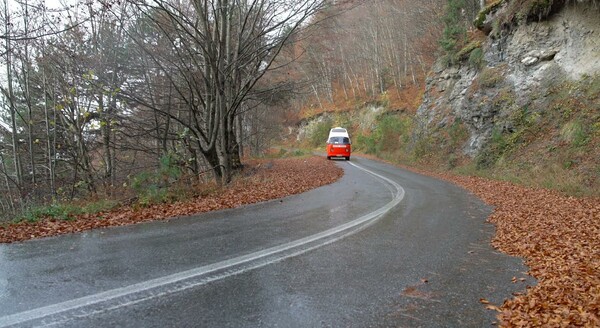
[0,162,405,327]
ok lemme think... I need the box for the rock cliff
[416,1,600,156]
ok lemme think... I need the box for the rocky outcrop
[416,2,600,156]
[295,105,384,141]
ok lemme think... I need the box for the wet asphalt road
[0,157,532,327]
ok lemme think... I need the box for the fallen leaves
[368,153,600,326]
[437,173,600,327]
[0,156,343,244]
[486,304,502,312]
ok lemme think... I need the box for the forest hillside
[295,0,600,197]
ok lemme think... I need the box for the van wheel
[345,156,350,161]
[327,156,331,160]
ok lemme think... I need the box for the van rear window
[331,128,346,133]
[328,137,350,144]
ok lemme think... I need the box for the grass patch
[263,148,310,159]
[493,87,516,107]
[17,199,119,223]
[20,203,80,222]
[81,199,120,214]
[468,75,599,197]
[560,121,589,147]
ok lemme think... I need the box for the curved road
[0,157,531,327]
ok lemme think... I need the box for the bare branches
[0,0,333,217]
[289,0,445,111]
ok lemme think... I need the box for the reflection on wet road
[0,158,530,327]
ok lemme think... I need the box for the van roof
[330,127,347,133]
[328,127,350,139]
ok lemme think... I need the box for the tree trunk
[42,67,56,197]
[4,0,22,188]
[235,112,243,161]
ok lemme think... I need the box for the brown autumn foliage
[411,168,600,327]
[297,83,425,119]
[0,157,343,244]
[451,177,600,327]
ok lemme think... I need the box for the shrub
[413,136,434,160]
[355,115,411,155]
[478,67,504,88]
[374,115,410,153]
[130,154,183,207]
[457,40,482,62]
[468,47,484,68]
[309,119,332,147]
[356,134,377,154]
[448,120,469,149]
[476,127,508,169]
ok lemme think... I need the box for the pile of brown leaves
[439,174,600,327]
[0,156,343,244]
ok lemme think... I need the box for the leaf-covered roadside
[439,174,600,327]
[0,157,343,244]
[357,152,599,326]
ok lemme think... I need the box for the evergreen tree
[440,0,468,61]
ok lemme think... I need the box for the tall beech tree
[123,0,327,184]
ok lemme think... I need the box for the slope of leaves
[0,157,343,244]
[404,167,600,326]
[447,176,600,327]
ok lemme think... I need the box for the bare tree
[294,0,446,109]
[122,0,327,184]
[1,0,23,191]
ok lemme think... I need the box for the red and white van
[326,127,351,160]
